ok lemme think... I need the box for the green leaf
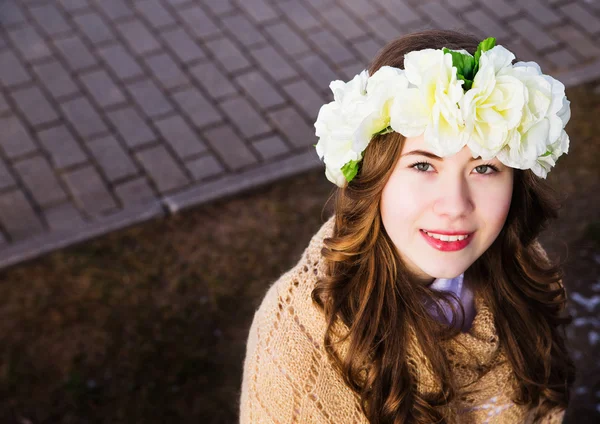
[473,37,496,73]
[374,126,393,136]
[443,48,476,81]
[341,160,360,182]
[454,72,473,91]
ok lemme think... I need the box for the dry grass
[0,82,598,423]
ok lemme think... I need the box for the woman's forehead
[401,135,503,164]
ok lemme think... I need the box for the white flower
[329,69,368,105]
[366,66,408,103]
[324,158,350,187]
[390,49,466,156]
[314,102,362,186]
[315,70,374,186]
[460,46,526,161]
[530,130,569,178]
[495,61,571,172]
[352,66,409,153]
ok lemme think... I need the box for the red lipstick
[420,229,473,252]
[422,229,472,235]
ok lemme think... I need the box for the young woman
[239,30,575,423]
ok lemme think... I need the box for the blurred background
[0,0,598,422]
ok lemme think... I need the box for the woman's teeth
[423,230,470,242]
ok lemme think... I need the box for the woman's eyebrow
[401,150,442,160]
[401,150,482,162]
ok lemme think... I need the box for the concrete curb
[163,149,321,213]
[0,202,165,270]
[0,150,322,271]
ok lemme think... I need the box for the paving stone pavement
[0,0,599,269]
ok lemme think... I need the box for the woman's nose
[432,176,474,219]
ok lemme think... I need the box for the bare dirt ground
[0,82,598,423]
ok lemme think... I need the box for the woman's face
[380,134,514,285]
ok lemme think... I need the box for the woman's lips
[420,229,474,252]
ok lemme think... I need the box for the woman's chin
[421,265,469,281]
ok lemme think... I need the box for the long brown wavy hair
[311,30,575,423]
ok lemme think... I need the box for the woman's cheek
[475,178,513,234]
[382,175,423,219]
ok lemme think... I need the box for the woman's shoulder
[240,215,363,423]
[249,214,336,341]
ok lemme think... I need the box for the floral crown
[314,37,571,187]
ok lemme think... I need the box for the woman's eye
[413,162,433,172]
[474,165,497,175]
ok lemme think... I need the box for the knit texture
[239,216,565,423]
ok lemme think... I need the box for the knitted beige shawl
[239,216,565,423]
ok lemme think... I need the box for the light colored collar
[430,272,465,293]
[427,273,476,332]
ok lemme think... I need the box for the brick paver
[154,114,208,159]
[134,0,177,30]
[235,71,285,109]
[106,106,157,148]
[126,78,174,118]
[87,135,139,182]
[263,22,311,56]
[52,34,98,71]
[13,155,68,207]
[0,190,45,241]
[190,62,237,99]
[28,3,72,36]
[61,165,118,216]
[59,96,109,138]
[95,0,135,22]
[10,85,60,127]
[144,52,191,90]
[252,135,290,160]
[203,125,258,170]
[134,144,190,193]
[0,0,599,269]
[0,157,16,191]
[7,25,52,62]
[97,43,144,81]
[79,68,127,109]
[1,115,37,158]
[32,60,80,99]
[114,177,158,207]
[185,154,225,181]
[159,27,206,64]
[171,86,222,128]
[43,202,87,232]
[37,125,89,169]
[72,11,116,45]
[0,50,32,87]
